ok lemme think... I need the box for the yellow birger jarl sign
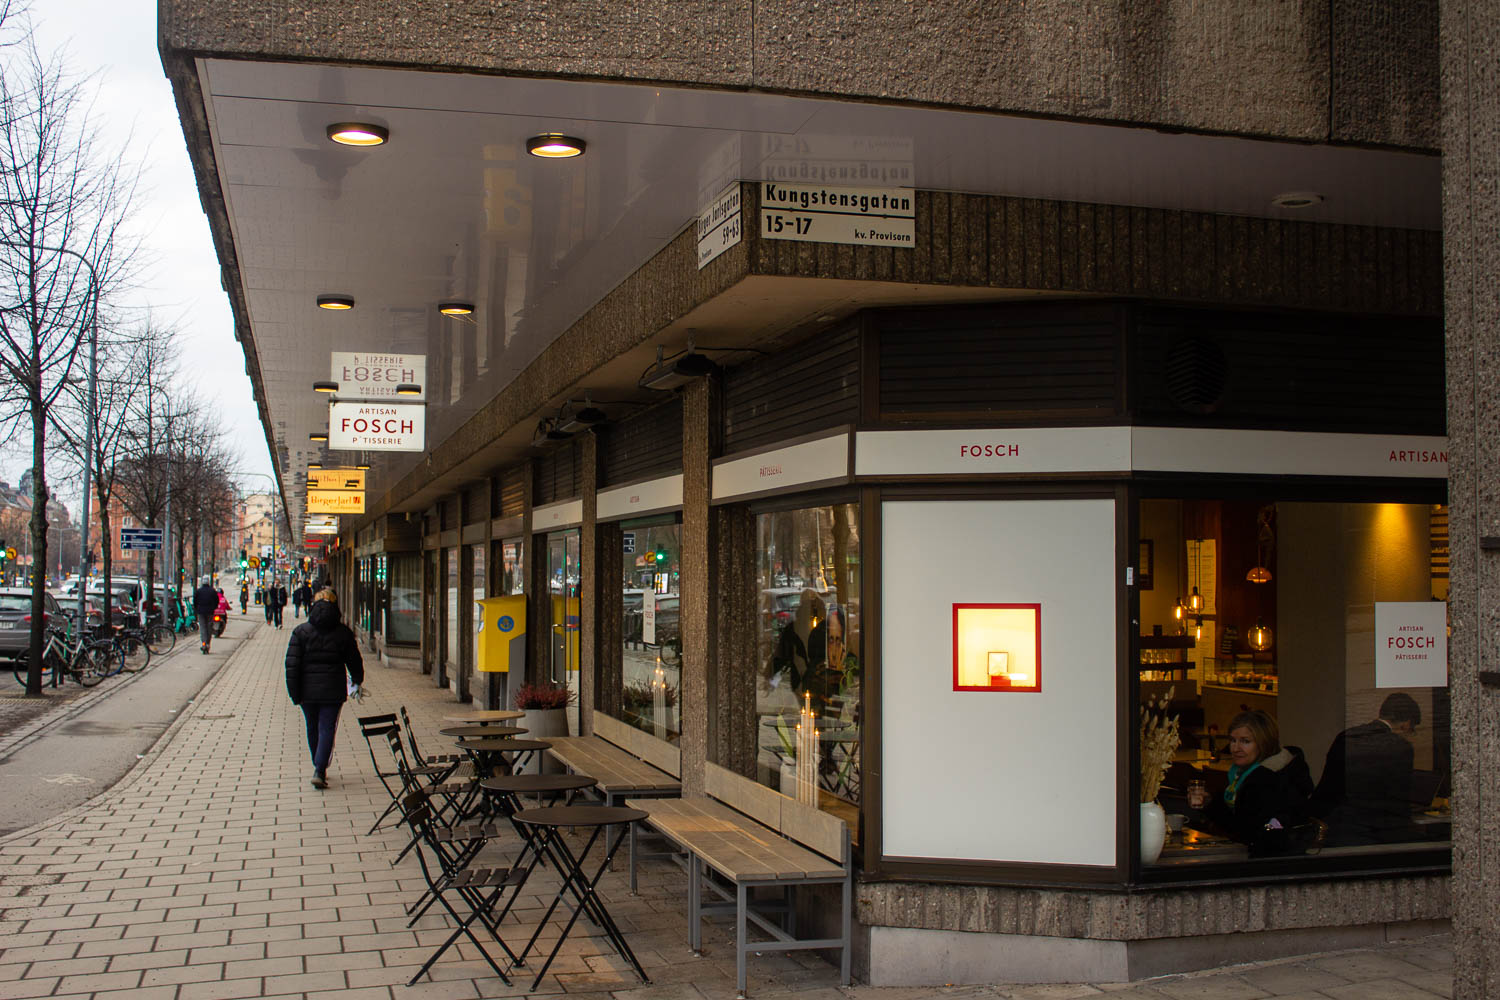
[306,490,365,514]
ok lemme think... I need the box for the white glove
[348,681,366,703]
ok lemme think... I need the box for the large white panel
[881,499,1117,866]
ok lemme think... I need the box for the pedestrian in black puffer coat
[285,590,364,789]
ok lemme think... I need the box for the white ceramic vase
[1139,801,1167,865]
[779,758,799,797]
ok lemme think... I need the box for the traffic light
[239,548,248,570]
[653,547,668,565]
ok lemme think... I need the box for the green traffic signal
[653,547,668,564]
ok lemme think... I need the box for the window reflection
[755,503,860,826]
[620,521,681,742]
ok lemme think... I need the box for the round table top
[442,725,526,738]
[443,710,525,722]
[480,774,597,794]
[513,805,648,828]
[459,738,553,753]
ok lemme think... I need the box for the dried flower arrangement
[513,681,576,710]
[621,680,678,709]
[1139,687,1181,803]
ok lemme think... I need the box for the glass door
[547,530,581,734]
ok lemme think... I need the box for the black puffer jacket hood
[285,600,363,705]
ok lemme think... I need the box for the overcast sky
[2,0,274,505]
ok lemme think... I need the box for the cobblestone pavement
[0,623,1454,1000]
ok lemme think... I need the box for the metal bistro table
[480,773,599,867]
[441,725,527,739]
[511,805,650,991]
[456,737,552,780]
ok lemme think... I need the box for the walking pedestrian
[192,575,218,654]
[293,580,314,619]
[284,588,363,789]
[261,584,272,623]
[269,579,288,628]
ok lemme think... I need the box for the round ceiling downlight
[326,122,389,146]
[438,302,474,316]
[527,134,586,158]
[1271,191,1325,209]
[313,381,338,393]
[316,295,355,310]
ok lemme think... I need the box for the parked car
[0,587,64,662]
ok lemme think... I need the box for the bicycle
[89,621,154,676]
[10,625,117,689]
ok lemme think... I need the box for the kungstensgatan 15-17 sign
[759,181,914,247]
[328,401,425,452]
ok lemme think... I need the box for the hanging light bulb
[1187,587,1203,613]
[1246,565,1273,584]
[1248,620,1273,651]
[1173,600,1185,621]
[1193,617,1204,641]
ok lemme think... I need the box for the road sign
[622,532,635,554]
[3,548,14,560]
[119,528,164,551]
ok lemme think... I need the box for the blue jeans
[301,702,342,772]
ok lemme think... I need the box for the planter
[519,707,568,774]
[1139,801,1167,866]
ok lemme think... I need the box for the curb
[0,623,268,848]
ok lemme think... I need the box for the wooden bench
[543,711,682,806]
[628,763,851,998]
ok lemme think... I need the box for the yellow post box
[475,595,526,673]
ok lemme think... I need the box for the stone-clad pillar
[680,376,719,797]
[578,431,599,736]
[1440,2,1500,995]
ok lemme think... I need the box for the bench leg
[736,880,748,999]
[688,854,702,953]
[629,821,639,894]
[840,868,852,986]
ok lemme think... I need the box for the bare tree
[51,310,147,626]
[0,23,140,694]
[113,320,177,612]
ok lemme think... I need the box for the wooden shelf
[1138,634,1197,649]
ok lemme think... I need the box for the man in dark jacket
[192,575,219,654]
[269,580,288,628]
[1309,692,1421,845]
[285,589,364,788]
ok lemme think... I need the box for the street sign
[622,532,635,554]
[328,400,425,452]
[119,527,164,551]
[307,490,365,514]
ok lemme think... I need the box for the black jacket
[192,583,219,617]
[1309,720,1416,845]
[1202,746,1315,856]
[284,600,364,705]
[293,585,314,606]
[269,585,287,608]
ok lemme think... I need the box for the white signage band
[712,431,851,502]
[697,183,742,269]
[331,352,427,401]
[328,401,426,452]
[854,427,1448,480]
[532,498,584,531]
[598,474,684,522]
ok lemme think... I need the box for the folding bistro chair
[401,705,473,778]
[389,789,507,925]
[385,728,483,828]
[399,792,527,986]
[359,714,405,834]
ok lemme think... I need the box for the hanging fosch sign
[328,401,425,452]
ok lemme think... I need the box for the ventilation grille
[1164,335,1230,414]
[494,466,526,519]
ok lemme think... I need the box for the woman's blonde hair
[314,588,337,604]
[1227,709,1280,760]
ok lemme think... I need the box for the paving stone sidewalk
[0,622,1454,1000]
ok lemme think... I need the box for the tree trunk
[99,486,112,629]
[25,391,47,697]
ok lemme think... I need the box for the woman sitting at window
[1187,710,1316,856]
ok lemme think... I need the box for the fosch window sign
[330,351,426,401]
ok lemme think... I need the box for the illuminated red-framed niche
[952,603,1042,693]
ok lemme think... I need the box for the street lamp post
[238,472,281,585]
[142,383,173,620]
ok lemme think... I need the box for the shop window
[546,531,581,733]
[754,503,860,827]
[497,539,524,596]
[388,554,420,644]
[620,519,681,743]
[1139,499,1451,869]
[445,548,458,671]
[470,543,486,675]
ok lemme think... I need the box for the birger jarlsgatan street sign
[119,527,164,551]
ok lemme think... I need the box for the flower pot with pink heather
[514,681,574,774]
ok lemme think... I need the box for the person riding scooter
[214,589,231,638]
